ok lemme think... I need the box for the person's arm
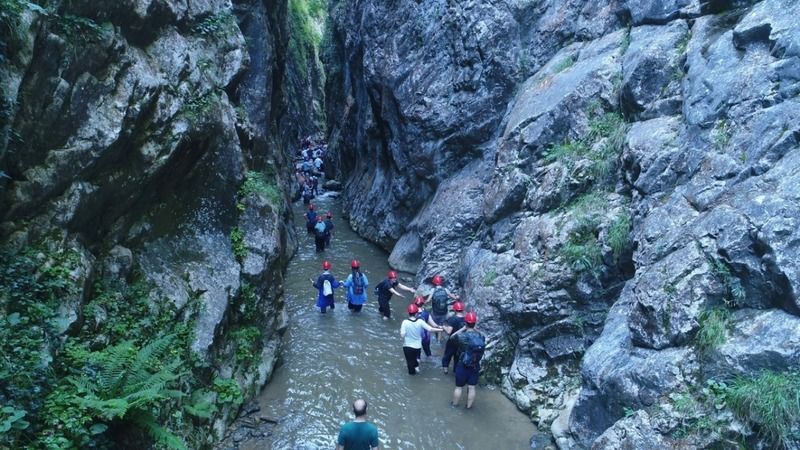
[397,282,416,293]
[447,290,460,300]
[389,287,405,298]
[311,276,319,289]
[450,326,467,338]
[343,275,352,287]
[425,292,433,303]
[400,321,407,338]
[422,321,443,332]
[426,314,438,328]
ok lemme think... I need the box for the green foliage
[239,171,282,206]
[712,119,731,152]
[695,308,730,353]
[619,28,631,55]
[709,258,745,307]
[553,55,576,73]
[230,326,262,365]
[545,109,627,190]
[724,371,800,447]
[212,378,244,405]
[288,0,326,74]
[561,224,603,273]
[607,212,631,260]
[236,283,259,322]
[0,241,220,449]
[230,227,246,261]
[50,14,105,44]
[192,10,238,38]
[180,90,220,122]
[675,32,691,56]
[483,268,498,286]
[669,380,729,440]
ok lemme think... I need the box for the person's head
[326,211,332,218]
[387,270,397,281]
[453,301,464,313]
[317,216,324,222]
[414,295,425,307]
[432,275,443,286]
[351,260,360,270]
[309,204,315,210]
[465,312,477,328]
[407,303,419,315]
[352,399,368,418]
[322,260,331,271]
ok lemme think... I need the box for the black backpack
[431,287,448,315]
[352,273,364,295]
[459,331,485,368]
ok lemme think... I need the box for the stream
[233,194,536,449]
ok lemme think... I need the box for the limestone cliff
[0,0,321,447]
[325,0,800,448]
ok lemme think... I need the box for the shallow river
[239,195,535,449]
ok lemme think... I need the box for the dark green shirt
[337,421,379,449]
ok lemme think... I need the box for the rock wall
[0,0,321,446]
[326,0,800,448]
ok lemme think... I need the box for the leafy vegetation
[192,10,238,38]
[239,171,282,207]
[0,241,230,449]
[180,90,221,122]
[607,212,631,260]
[712,119,731,152]
[544,108,627,189]
[230,326,263,366]
[288,0,327,74]
[483,268,498,286]
[709,258,745,307]
[561,221,603,273]
[695,307,730,353]
[230,227,246,261]
[725,371,800,448]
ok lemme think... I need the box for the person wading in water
[343,260,369,312]
[374,271,415,321]
[451,312,485,409]
[311,260,340,313]
[400,303,443,375]
[426,275,459,340]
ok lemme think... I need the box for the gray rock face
[328,0,800,448]
[0,0,318,442]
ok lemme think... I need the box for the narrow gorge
[2,0,799,449]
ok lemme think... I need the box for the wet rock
[621,21,687,120]
[101,245,133,280]
[388,230,423,274]
[623,116,686,197]
[623,0,700,26]
[591,410,674,450]
[322,179,342,191]
[732,0,800,58]
[706,309,800,378]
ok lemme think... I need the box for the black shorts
[455,363,480,387]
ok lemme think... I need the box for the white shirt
[400,318,426,349]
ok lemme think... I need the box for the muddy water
[241,195,535,450]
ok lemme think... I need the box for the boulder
[591,410,674,450]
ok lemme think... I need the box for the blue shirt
[343,272,369,305]
[337,421,378,449]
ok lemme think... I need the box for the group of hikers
[295,138,485,449]
[296,137,327,205]
[324,265,487,449]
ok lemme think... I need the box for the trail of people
[236,195,536,450]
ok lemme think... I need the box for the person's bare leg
[466,386,476,409]
[451,387,462,406]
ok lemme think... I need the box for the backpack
[352,273,364,295]
[323,279,333,296]
[431,287,449,315]
[306,211,317,224]
[459,331,485,368]
[314,221,326,237]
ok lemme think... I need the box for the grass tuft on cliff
[725,370,800,448]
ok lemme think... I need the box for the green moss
[553,55,575,73]
[288,0,326,74]
[483,268,498,286]
[230,326,262,366]
[712,119,731,152]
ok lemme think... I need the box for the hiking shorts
[455,363,480,387]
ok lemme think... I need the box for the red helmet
[453,301,464,312]
[465,312,477,324]
[432,275,443,286]
[407,304,419,315]
[322,261,331,270]
[388,271,397,279]
[414,295,425,306]
[309,204,315,210]
[351,260,360,269]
